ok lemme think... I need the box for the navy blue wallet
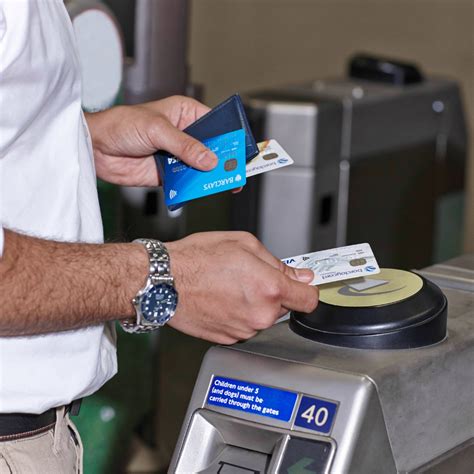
[154,94,259,177]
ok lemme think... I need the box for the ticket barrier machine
[234,56,467,269]
[170,255,474,473]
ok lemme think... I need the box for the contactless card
[159,129,246,210]
[282,243,380,286]
[246,139,294,177]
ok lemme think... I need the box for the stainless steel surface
[124,0,189,103]
[336,160,350,247]
[254,101,318,257]
[175,410,336,473]
[171,349,395,473]
[105,0,190,243]
[170,255,474,473]
[413,439,474,474]
[230,257,474,472]
[263,103,318,168]
[259,168,315,258]
[420,254,474,292]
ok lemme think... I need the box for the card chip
[224,159,238,171]
[283,243,380,286]
[263,153,279,161]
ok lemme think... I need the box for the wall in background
[189,0,474,252]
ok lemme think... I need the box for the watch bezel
[134,280,178,327]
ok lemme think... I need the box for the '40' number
[300,404,329,427]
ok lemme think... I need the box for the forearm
[0,229,148,336]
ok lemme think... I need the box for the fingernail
[197,151,217,170]
[295,268,314,283]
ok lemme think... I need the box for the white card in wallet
[246,139,294,177]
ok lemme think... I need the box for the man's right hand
[165,232,319,344]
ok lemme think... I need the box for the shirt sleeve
[0,226,3,257]
[0,4,4,256]
[0,5,5,42]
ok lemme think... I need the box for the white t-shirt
[0,0,117,413]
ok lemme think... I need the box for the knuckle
[239,329,259,340]
[150,115,167,137]
[250,238,263,253]
[169,94,184,102]
[234,231,248,241]
[153,115,166,128]
[248,329,259,339]
[279,260,293,275]
[182,139,205,159]
[304,289,319,313]
[264,281,281,302]
[216,334,238,345]
[239,231,260,247]
[254,312,275,331]
[245,231,259,243]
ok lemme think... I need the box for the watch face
[140,283,178,325]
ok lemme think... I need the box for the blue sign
[207,376,297,422]
[294,396,338,434]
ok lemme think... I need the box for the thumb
[281,264,314,284]
[154,118,218,171]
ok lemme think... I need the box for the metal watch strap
[120,239,173,334]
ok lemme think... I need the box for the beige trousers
[0,407,83,474]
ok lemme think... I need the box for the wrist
[163,240,189,291]
[119,242,149,319]
[121,239,178,333]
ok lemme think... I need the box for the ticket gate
[232,56,467,269]
[170,255,474,473]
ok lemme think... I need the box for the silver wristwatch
[120,239,178,334]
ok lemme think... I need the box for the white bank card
[282,243,380,286]
[246,139,294,177]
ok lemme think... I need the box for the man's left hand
[85,96,218,187]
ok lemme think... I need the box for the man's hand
[85,96,218,187]
[0,230,316,339]
[165,232,319,344]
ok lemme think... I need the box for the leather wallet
[154,94,259,177]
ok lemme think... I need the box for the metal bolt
[352,87,364,99]
[432,100,444,113]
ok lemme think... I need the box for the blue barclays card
[159,129,246,210]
